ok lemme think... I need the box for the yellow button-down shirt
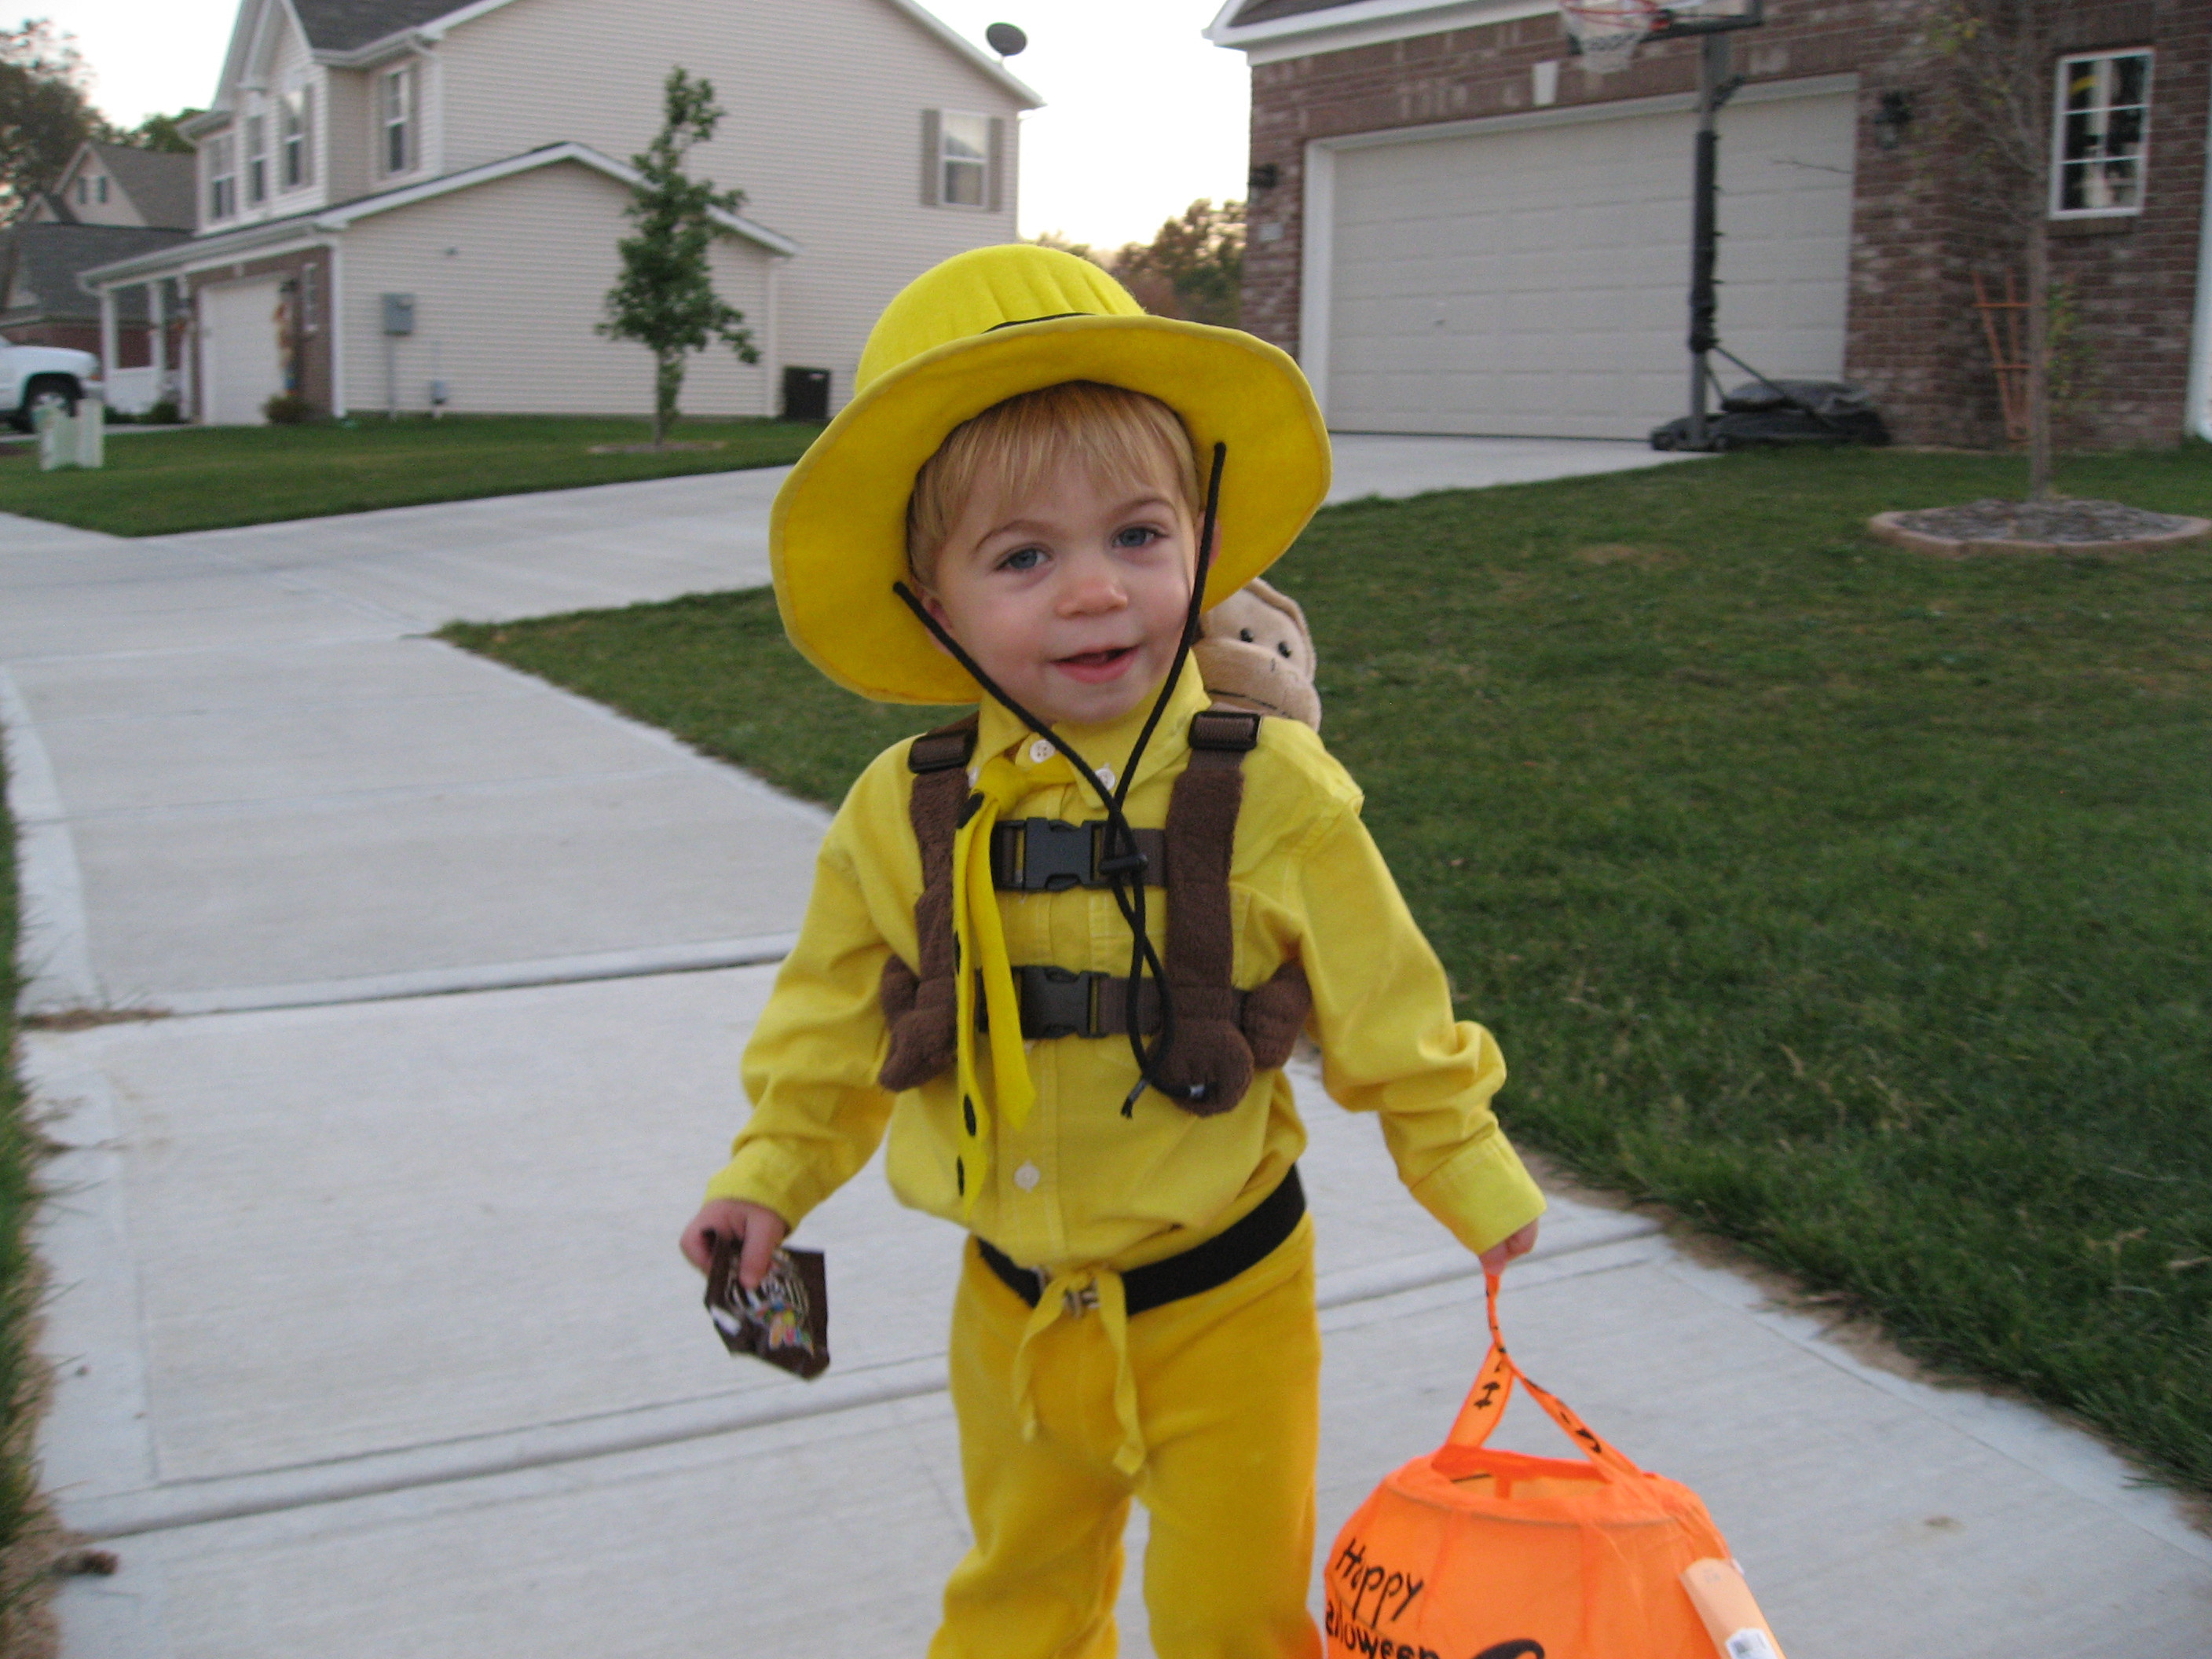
[707,665,1545,1275]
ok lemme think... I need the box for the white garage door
[1320,85,1859,440]
[200,277,286,426]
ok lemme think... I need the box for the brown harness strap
[875,708,1313,1114]
[877,714,975,1093]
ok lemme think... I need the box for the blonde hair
[906,381,1203,587]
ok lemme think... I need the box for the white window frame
[381,64,416,178]
[245,111,269,206]
[206,133,237,221]
[281,87,314,191]
[939,110,990,208]
[2052,48,2152,219]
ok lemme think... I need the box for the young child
[681,244,1544,1659]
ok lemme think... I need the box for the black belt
[978,965,1269,1042]
[976,1166,1306,1317]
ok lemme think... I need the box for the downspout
[2190,68,2212,441]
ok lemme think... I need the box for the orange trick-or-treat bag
[1323,1275,1786,1659]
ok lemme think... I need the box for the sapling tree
[1923,0,2064,500]
[599,68,758,445]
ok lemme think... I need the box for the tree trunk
[654,350,685,449]
[2023,220,2053,503]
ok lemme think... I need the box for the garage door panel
[1326,88,1857,438]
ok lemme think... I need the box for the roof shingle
[89,144,198,231]
[289,0,468,52]
[0,224,192,323]
[1229,0,1366,24]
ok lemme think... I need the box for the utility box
[782,366,830,423]
[36,395,104,471]
[381,293,416,335]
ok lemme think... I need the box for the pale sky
[40,0,1251,251]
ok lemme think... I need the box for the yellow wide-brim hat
[770,244,1331,705]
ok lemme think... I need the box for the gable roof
[0,224,191,322]
[288,0,467,51]
[83,145,199,230]
[1229,0,1360,20]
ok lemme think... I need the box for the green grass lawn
[0,759,49,1632]
[0,414,822,537]
[447,444,2212,1495]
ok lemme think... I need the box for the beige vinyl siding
[339,161,775,416]
[324,69,371,207]
[431,0,1022,414]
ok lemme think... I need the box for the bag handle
[1442,1273,1649,1484]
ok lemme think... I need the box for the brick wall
[1241,0,2210,449]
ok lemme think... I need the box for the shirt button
[1028,739,1053,764]
[1013,1162,1042,1192]
[1094,764,1115,789]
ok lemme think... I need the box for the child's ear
[918,589,956,657]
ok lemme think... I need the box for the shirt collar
[974,659,1212,801]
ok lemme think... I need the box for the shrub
[262,393,313,425]
[144,398,182,427]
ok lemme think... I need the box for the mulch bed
[1870,497,2211,557]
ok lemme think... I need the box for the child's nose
[1059,558,1127,612]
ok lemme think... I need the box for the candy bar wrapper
[705,1239,830,1380]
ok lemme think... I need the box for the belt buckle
[1063,1280,1099,1317]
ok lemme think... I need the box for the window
[2053,49,2151,217]
[921,110,999,210]
[941,111,988,206]
[207,133,236,220]
[246,112,268,206]
[97,175,108,203]
[281,88,314,189]
[382,64,416,176]
[75,176,88,205]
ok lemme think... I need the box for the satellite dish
[985,21,1027,57]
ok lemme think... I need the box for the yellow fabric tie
[1009,1265,1148,1478]
[950,753,1057,1216]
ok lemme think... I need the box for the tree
[1115,199,1245,328]
[1,19,112,220]
[120,107,202,153]
[1923,0,2062,500]
[599,68,759,445]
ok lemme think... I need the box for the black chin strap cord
[892,440,1229,1116]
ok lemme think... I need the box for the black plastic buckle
[1016,965,1108,1038]
[997,819,1101,892]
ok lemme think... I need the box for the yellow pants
[930,1214,1323,1659]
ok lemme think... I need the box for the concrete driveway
[5,441,2207,1657]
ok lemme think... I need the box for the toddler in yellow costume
[679,244,1544,1659]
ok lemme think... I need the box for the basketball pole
[1684,28,1744,450]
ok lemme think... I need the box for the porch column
[149,280,168,382]
[98,287,119,385]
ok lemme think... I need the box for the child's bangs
[908,382,1202,582]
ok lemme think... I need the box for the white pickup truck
[2,342,101,433]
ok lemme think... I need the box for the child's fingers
[737,1209,788,1293]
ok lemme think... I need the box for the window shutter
[303,86,317,185]
[987,117,1005,214]
[921,108,942,207]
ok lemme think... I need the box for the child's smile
[921,458,1199,729]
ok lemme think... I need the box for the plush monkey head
[1194,577,1321,731]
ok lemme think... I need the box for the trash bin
[782,366,831,423]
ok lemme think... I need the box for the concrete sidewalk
[5,444,2208,1657]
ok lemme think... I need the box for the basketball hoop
[1558,0,1663,74]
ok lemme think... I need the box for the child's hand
[679,1199,789,1291]
[1478,1220,1539,1276]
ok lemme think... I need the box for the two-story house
[1210,0,2212,449]
[2,143,196,408]
[81,0,1038,424]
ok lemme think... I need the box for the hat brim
[771,314,1331,705]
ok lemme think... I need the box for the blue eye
[1115,526,1162,548]
[1001,546,1044,571]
